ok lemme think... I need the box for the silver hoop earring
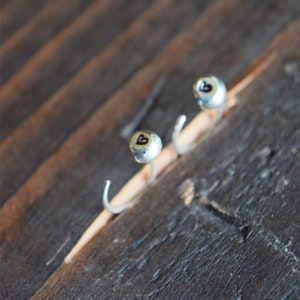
[172,75,227,155]
[103,130,162,214]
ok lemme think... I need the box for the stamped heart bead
[193,75,227,110]
[129,130,162,164]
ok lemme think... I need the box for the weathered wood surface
[0,0,52,45]
[0,0,212,201]
[0,0,156,141]
[0,0,300,299]
[0,0,96,85]
[33,22,300,299]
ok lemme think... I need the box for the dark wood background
[1,0,300,299]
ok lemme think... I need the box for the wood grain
[0,0,95,85]
[0,0,214,203]
[0,0,52,45]
[0,0,299,299]
[0,0,154,141]
[33,18,300,299]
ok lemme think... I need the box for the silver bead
[193,75,227,110]
[129,130,162,164]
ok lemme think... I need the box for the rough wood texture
[0,0,95,85]
[0,0,52,44]
[0,0,154,141]
[1,0,300,299]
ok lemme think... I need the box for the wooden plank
[0,0,154,142]
[0,0,299,299]
[32,20,300,299]
[0,0,9,7]
[0,0,95,85]
[0,0,215,203]
[0,0,52,45]
[0,0,294,202]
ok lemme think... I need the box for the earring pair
[104,75,227,214]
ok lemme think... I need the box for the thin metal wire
[102,180,129,214]
[172,114,187,155]
[102,161,157,214]
[172,105,224,156]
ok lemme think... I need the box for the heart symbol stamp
[136,134,149,145]
[199,80,212,93]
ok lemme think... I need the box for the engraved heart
[199,80,212,93]
[136,134,149,145]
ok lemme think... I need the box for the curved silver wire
[172,106,224,155]
[102,180,129,214]
[172,115,188,155]
[102,161,157,214]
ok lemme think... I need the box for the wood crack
[200,196,250,241]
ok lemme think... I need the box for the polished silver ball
[129,130,162,164]
[193,75,227,110]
